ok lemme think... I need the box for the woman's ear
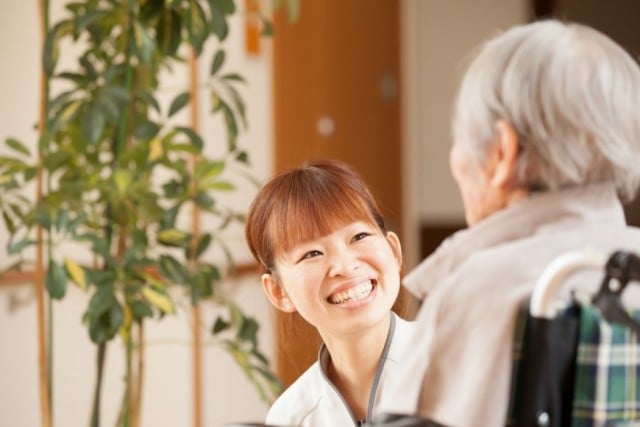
[261,273,296,313]
[385,231,403,268]
[490,120,519,188]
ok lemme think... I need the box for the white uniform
[265,313,420,427]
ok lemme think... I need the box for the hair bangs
[267,176,377,259]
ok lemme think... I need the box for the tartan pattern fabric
[571,306,640,427]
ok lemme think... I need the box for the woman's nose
[327,246,359,277]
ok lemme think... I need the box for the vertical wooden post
[36,1,52,426]
[188,48,203,427]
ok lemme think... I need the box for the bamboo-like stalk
[36,0,52,426]
[130,322,145,427]
[188,48,203,427]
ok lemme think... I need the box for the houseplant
[0,0,297,425]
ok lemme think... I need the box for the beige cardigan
[398,184,640,427]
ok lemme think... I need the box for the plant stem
[121,332,133,427]
[90,342,107,427]
[131,322,145,427]
[114,3,136,162]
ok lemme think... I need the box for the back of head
[453,19,640,200]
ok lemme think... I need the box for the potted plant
[0,0,296,425]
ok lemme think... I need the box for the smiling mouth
[328,280,376,304]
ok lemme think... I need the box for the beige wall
[0,1,528,425]
[401,0,527,267]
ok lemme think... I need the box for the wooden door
[271,0,402,387]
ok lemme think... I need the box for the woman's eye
[352,232,371,242]
[299,250,322,262]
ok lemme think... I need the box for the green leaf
[220,73,245,83]
[114,169,132,194]
[134,119,161,140]
[2,212,15,234]
[48,90,74,114]
[175,126,204,150]
[76,233,111,259]
[103,85,130,103]
[139,91,161,113]
[185,0,208,54]
[34,210,52,230]
[66,212,87,233]
[159,255,188,284]
[87,285,116,318]
[202,180,235,191]
[82,104,106,144]
[194,160,224,180]
[210,90,221,112]
[235,150,249,164]
[261,17,273,37]
[7,238,36,255]
[24,167,38,181]
[195,233,212,258]
[168,92,190,117]
[201,264,221,282]
[75,8,105,33]
[161,205,180,228]
[142,287,175,314]
[96,91,121,122]
[238,316,259,348]
[193,191,215,210]
[212,317,231,334]
[218,0,236,14]
[223,82,247,128]
[43,20,74,76]
[134,21,156,63]
[230,303,244,329]
[65,258,87,290]
[46,260,68,299]
[130,300,153,321]
[55,209,69,231]
[208,0,230,41]
[190,272,212,304]
[166,142,200,155]
[86,287,122,343]
[157,228,190,247]
[210,50,225,76]
[219,102,238,150]
[156,9,182,56]
[57,99,83,125]
[5,138,31,157]
[79,56,97,81]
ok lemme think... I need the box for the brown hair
[245,159,387,274]
[247,160,409,380]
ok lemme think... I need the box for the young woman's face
[263,220,402,339]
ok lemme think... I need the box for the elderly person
[399,19,640,427]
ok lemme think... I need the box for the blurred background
[1,0,638,426]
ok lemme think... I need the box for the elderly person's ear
[490,120,520,188]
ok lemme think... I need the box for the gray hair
[452,19,640,200]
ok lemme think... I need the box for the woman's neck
[322,313,392,421]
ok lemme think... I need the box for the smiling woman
[244,159,415,427]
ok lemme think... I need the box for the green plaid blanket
[572,306,640,427]
[507,302,640,427]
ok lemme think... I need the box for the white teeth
[329,281,374,304]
